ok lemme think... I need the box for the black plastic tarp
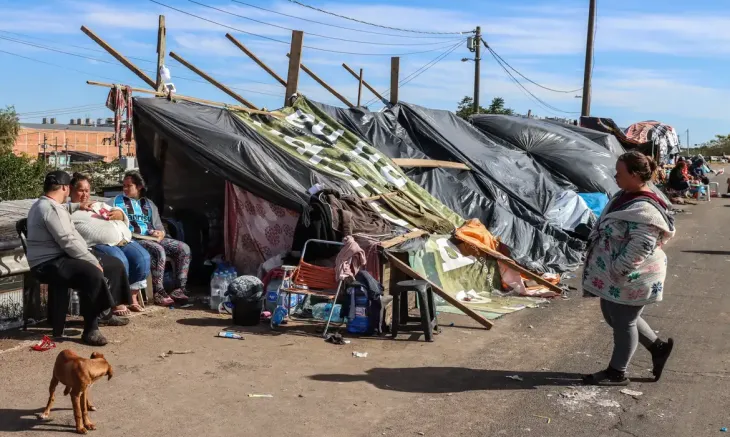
[133,97,354,212]
[315,101,586,273]
[542,119,625,156]
[470,115,619,195]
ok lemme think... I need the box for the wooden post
[342,63,387,105]
[390,56,400,105]
[169,51,258,109]
[287,55,354,108]
[385,252,494,330]
[226,34,287,87]
[155,15,166,92]
[285,30,304,107]
[357,68,363,107]
[81,25,156,89]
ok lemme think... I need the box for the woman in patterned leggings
[109,171,191,306]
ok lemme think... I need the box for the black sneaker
[650,338,674,382]
[82,330,108,347]
[582,366,630,386]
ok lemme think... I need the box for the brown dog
[40,349,113,434]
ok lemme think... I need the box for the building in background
[12,117,136,162]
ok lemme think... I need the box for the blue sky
[0,0,727,145]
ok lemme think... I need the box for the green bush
[0,153,49,201]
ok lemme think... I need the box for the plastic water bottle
[69,291,80,316]
[271,292,288,326]
[210,272,224,310]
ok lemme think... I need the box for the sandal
[82,330,108,347]
[112,305,131,317]
[582,368,630,386]
[154,292,175,307]
[170,289,190,303]
[128,303,145,312]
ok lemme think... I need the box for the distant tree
[455,96,514,120]
[0,153,49,201]
[0,106,20,155]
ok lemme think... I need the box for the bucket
[232,297,263,326]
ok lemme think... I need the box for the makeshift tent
[132,95,547,321]
[625,121,680,161]
[470,114,619,195]
[314,101,588,273]
[580,116,654,156]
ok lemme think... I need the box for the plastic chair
[709,182,720,198]
[392,279,439,342]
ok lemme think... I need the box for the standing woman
[582,151,676,386]
[110,171,191,306]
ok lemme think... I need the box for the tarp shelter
[315,102,599,273]
[132,95,549,320]
[542,119,625,156]
[625,121,680,161]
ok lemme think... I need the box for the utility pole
[686,129,690,155]
[581,0,596,118]
[40,134,47,163]
[473,26,481,113]
[54,138,59,169]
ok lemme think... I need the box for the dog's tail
[63,386,71,396]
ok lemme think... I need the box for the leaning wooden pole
[155,15,167,92]
[287,55,354,108]
[226,33,287,87]
[81,25,156,89]
[357,68,363,107]
[169,51,258,109]
[342,62,387,104]
[285,30,304,107]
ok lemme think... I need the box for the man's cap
[44,170,72,187]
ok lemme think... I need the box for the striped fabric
[113,195,152,235]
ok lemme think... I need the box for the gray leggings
[600,299,658,372]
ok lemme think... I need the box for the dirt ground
[1,177,729,436]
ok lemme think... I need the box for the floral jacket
[582,193,675,306]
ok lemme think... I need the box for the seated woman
[109,171,191,306]
[69,173,150,314]
[667,161,691,194]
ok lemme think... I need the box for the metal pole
[473,26,481,113]
[686,129,690,155]
[581,0,596,117]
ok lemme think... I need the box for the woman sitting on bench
[109,171,191,307]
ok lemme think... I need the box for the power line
[230,0,458,40]
[0,48,146,86]
[0,36,282,97]
[364,40,464,107]
[486,46,579,115]
[484,41,582,94]
[149,0,466,56]
[286,0,471,35]
[190,0,461,46]
[18,104,108,116]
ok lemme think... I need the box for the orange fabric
[292,261,339,290]
[454,218,500,252]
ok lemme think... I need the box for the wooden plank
[357,68,363,107]
[380,230,427,249]
[385,252,494,330]
[226,33,287,87]
[155,15,166,92]
[285,30,304,107]
[85,80,280,116]
[287,54,354,108]
[390,57,400,105]
[169,51,258,109]
[464,243,563,294]
[392,158,470,171]
[342,63,386,104]
[80,25,156,89]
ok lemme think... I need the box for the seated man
[26,171,131,346]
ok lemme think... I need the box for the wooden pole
[357,68,363,107]
[285,30,304,107]
[85,81,279,116]
[287,55,354,108]
[169,51,258,109]
[226,34,287,87]
[155,15,166,92]
[391,158,470,171]
[390,56,400,105]
[80,25,156,89]
[385,252,494,330]
[342,63,387,105]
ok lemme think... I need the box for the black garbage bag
[226,276,264,326]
